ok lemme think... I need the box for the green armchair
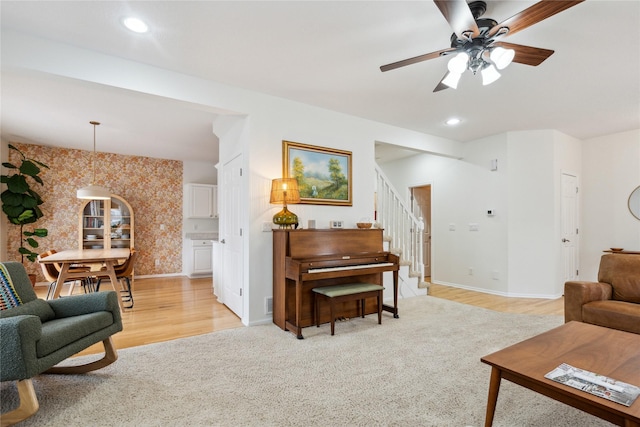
[0,261,123,426]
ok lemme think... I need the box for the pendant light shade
[77,121,111,200]
[77,184,111,200]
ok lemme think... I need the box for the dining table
[38,248,131,309]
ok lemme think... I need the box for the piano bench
[312,283,384,336]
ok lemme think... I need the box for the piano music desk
[273,228,400,339]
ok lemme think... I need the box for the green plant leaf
[25,237,38,248]
[1,162,17,169]
[33,228,48,237]
[1,191,23,206]
[21,194,38,208]
[17,210,35,223]
[3,204,24,218]
[19,160,41,177]
[6,174,28,193]
[27,189,44,205]
[33,160,50,169]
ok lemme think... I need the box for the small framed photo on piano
[283,140,352,206]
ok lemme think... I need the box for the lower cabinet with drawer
[188,239,213,277]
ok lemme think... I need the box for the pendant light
[77,121,111,200]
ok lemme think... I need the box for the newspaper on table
[545,363,640,407]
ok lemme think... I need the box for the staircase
[375,166,430,297]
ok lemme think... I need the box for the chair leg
[122,277,134,308]
[46,281,57,300]
[314,294,319,327]
[377,291,382,325]
[1,379,39,427]
[45,337,118,375]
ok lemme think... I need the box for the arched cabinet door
[79,195,134,250]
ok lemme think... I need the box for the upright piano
[273,228,399,338]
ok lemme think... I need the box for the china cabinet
[79,195,134,250]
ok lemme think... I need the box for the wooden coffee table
[481,321,640,427]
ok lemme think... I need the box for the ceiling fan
[380,0,584,92]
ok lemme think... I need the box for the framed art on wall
[283,140,352,206]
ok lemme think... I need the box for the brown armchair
[564,253,640,334]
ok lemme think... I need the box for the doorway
[561,172,579,293]
[410,185,431,278]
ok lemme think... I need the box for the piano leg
[382,269,400,318]
[293,280,304,339]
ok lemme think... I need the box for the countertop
[185,232,218,241]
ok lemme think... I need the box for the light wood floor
[35,276,564,356]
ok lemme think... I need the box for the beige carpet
[1,296,614,426]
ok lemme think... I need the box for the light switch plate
[330,220,344,229]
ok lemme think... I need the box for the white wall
[3,31,462,326]
[581,129,640,279]
[380,129,583,298]
[381,134,510,295]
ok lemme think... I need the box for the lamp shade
[490,47,515,70]
[77,184,111,200]
[481,64,501,86]
[77,121,111,200]
[270,178,300,204]
[442,71,462,89]
[447,52,469,74]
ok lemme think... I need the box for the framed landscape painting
[283,140,352,206]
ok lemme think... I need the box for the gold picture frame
[283,140,352,206]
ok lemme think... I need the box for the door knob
[562,238,570,243]
[220,239,226,244]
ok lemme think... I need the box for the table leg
[52,263,71,299]
[104,260,124,311]
[484,367,502,427]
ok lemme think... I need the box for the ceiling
[1,1,639,164]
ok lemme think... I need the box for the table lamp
[270,178,300,228]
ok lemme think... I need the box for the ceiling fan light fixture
[442,71,462,89]
[481,64,501,85]
[490,47,515,70]
[447,52,469,74]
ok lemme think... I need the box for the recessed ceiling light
[446,118,461,126]
[122,17,149,33]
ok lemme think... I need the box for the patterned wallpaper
[4,142,183,282]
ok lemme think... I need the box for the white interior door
[561,173,579,289]
[221,154,243,317]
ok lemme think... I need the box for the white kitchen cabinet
[188,239,213,277]
[186,184,217,219]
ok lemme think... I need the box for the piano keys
[273,228,399,339]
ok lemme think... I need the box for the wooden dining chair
[37,250,93,298]
[95,249,137,308]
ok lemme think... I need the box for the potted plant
[1,144,49,283]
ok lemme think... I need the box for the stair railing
[375,166,424,283]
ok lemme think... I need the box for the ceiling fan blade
[434,0,480,40]
[433,72,450,92]
[380,47,457,72]
[494,42,554,66]
[488,0,584,39]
